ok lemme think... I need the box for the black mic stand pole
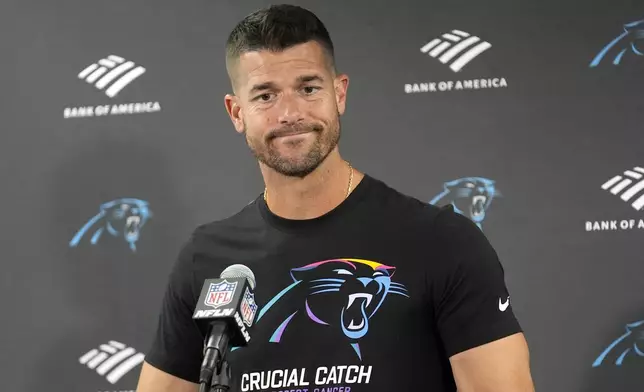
[210,359,232,392]
[199,323,232,392]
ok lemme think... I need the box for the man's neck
[260,152,364,220]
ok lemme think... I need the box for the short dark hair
[225,4,336,84]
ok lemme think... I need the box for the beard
[244,114,341,178]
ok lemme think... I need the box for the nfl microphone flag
[193,277,258,346]
[240,287,258,328]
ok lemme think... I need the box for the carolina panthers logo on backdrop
[429,177,500,229]
[69,198,151,252]
[246,258,409,360]
[590,19,644,67]
[592,319,644,367]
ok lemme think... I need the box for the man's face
[225,41,349,178]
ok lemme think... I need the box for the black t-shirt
[145,174,522,392]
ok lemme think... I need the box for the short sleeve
[144,234,204,383]
[431,205,523,358]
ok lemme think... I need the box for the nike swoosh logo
[498,296,510,312]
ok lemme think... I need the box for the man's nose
[276,93,304,124]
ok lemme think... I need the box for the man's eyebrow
[296,74,324,84]
[248,75,325,94]
[249,82,276,95]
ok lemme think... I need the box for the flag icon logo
[78,55,146,97]
[420,29,492,72]
[601,166,644,210]
[79,341,144,384]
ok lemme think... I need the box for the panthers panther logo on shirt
[248,258,409,360]
[69,198,151,252]
[429,177,500,230]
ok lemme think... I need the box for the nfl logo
[240,287,258,327]
[205,280,238,308]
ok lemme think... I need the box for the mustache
[267,123,324,140]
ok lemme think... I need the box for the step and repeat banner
[3,0,643,391]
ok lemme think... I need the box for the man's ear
[224,94,245,134]
[334,73,349,115]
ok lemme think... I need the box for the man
[136,4,535,392]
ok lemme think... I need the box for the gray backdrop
[2,0,643,391]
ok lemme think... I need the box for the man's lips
[269,130,313,140]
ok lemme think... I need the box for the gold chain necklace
[264,161,354,204]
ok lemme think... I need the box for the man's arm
[429,205,535,391]
[136,234,205,391]
[449,332,535,392]
[136,361,198,392]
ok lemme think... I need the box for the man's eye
[258,94,273,101]
[302,86,319,94]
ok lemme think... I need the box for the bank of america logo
[601,166,644,210]
[420,30,492,72]
[79,341,145,384]
[78,55,146,98]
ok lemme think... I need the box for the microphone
[192,264,258,392]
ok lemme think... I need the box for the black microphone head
[220,264,256,290]
[193,265,258,347]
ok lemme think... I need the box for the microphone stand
[210,359,232,392]
[199,323,233,392]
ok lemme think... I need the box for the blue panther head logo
[592,319,644,367]
[231,258,408,360]
[590,19,644,67]
[69,198,151,252]
[429,177,500,229]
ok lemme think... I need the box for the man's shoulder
[185,197,265,251]
[364,175,482,246]
[365,174,447,226]
[197,197,263,232]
